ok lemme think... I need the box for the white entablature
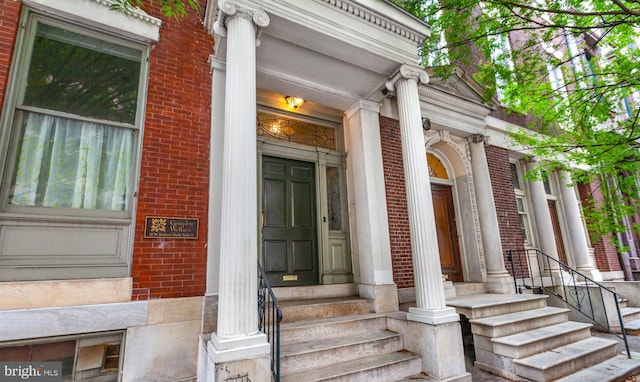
[204,0,431,110]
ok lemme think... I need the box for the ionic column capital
[213,0,270,45]
[469,134,488,144]
[385,64,429,93]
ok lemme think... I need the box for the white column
[206,57,225,296]
[526,161,560,263]
[469,135,514,293]
[386,65,458,325]
[558,171,601,280]
[210,0,270,362]
[344,100,398,312]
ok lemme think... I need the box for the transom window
[427,153,449,179]
[256,111,336,151]
[2,14,147,215]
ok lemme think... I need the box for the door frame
[427,150,468,283]
[257,137,351,285]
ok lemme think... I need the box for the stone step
[623,319,640,336]
[280,351,422,382]
[555,352,640,382]
[470,306,570,338]
[281,330,403,375]
[280,313,387,345]
[447,293,548,319]
[453,282,487,296]
[622,306,640,323]
[513,337,618,381]
[279,296,373,323]
[274,284,357,301]
[492,321,592,359]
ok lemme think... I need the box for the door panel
[431,184,464,282]
[548,200,569,264]
[262,156,318,286]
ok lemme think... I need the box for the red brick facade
[484,145,527,275]
[0,1,212,299]
[131,3,213,300]
[0,1,21,109]
[577,182,622,273]
[379,116,415,288]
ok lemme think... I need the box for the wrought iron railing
[506,248,631,358]
[258,263,283,381]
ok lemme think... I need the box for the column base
[407,306,459,325]
[358,283,399,313]
[209,332,269,363]
[486,273,516,294]
[387,315,471,381]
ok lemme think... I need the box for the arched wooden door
[431,183,463,282]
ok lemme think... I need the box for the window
[0,4,155,281]
[489,33,514,101]
[2,12,147,217]
[511,162,533,245]
[326,166,343,231]
[0,332,124,382]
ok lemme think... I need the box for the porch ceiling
[207,0,430,111]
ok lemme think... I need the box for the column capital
[213,0,270,43]
[469,134,488,144]
[385,64,429,93]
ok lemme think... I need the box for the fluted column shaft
[216,6,265,339]
[526,161,559,262]
[386,66,457,324]
[558,171,594,270]
[469,138,509,277]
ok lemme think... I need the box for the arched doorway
[428,153,463,282]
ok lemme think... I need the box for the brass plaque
[144,217,199,239]
[282,275,298,281]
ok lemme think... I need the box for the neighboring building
[0,1,637,381]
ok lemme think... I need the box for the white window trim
[23,0,161,43]
[0,5,154,280]
[511,161,535,247]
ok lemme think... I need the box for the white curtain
[11,112,133,211]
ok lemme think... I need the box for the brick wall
[577,182,622,272]
[379,116,415,288]
[0,0,21,108]
[485,145,527,276]
[0,2,212,298]
[131,3,213,300]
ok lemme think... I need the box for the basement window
[0,332,124,381]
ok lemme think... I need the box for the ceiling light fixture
[285,96,304,109]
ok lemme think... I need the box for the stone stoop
[277,286,422,382]
[447,293,640,381]
[616,307,640,335]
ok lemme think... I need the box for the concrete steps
[279,296,372,323]
[470,306,570,338]
[448,293,640,381]
[555,352,640,381]
[279,286,421,381]
[280,351,422,382]
[280,313,387,345]
[611,306,640,335]
[513,337,617,381]
[492,321,593,359]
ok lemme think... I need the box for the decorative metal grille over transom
[257,111,336,150]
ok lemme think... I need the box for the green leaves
[395,0,640,246]
[109,0,200,19]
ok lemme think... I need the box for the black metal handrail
[258,263,283,381]
[506,248,631,359]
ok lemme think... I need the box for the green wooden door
[262,156,318,286]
